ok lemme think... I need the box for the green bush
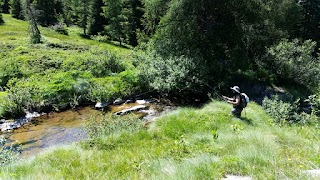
[138,52,207,92]
[1,71,93,117]
[62,49,125,77]
[87,70,139,102]
[0,14,4,25]
[308,93,320,116]
[0,136,20,166]
[262,96,318,125]
[0,58,24,87]
[267,39,320,89]
[50,24,68,35]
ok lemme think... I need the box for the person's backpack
[240,93,249,108]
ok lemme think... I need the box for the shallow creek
[2,101,172,157]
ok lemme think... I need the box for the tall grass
[1,100,319,179]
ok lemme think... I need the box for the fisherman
[222,86,243,118]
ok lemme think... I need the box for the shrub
[62,49,125,77]
[267,39,320,89]
[262,96,318,125]
[0,136,20,166]
[0,58,24,87]
[0,14,4,25]
[87,70,139,102]
[50,23,68,35]
[138,52,208,92]
[1,71,92,117]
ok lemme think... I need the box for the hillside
[0,101,319,179]
[0,14,138,118]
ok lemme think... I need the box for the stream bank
[1,99,175,157]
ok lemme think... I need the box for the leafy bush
[138,52,208,92]
[0,136,20,166]
[87,70,139,102]
[0,71,93,117]
[267,39,320,89]
[0,58,24,87]
[50,24,68,35]
[308,93,320,116]
[262,96,318,125]
[62,49,125,77]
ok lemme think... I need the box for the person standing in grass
[222,86,243,118]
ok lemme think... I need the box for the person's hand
[222,95,228,100]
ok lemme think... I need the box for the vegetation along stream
[2,100,174,157]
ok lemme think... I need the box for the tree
[87,0,106,35]
[126,0,144,46]
[147,0,302,92]
[32,0,59,26]
[72,0,92,35]
[10,0,24,20]
[103,0,126,45]
[299,0,320,47]
[141,0,171,39]
[1,0,10,13]
[26,0,41,44]
[0,13,4,24]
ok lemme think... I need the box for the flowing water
[2,101,173,157]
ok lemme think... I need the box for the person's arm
[222,95,233,101]
[227,95,240,105]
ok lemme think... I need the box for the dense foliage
[0,13,3,24]
[0,136,20,166]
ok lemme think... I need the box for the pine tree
[32,0,58,26]
[11,0,23,19]
[72,0,92,35]
[87,0,106,35]
[26,0,41,43]
[299,0,320,46]
[103,0,126,45]
[1,0,10,13]
[0,13,4,24]
[126,0,143,46]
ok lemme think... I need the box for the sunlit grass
[1,100,319,179]
[0,14,131,55]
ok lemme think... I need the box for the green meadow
[1,101,319,179]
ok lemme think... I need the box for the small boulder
[115,105,147,115]
[95,102,111,109]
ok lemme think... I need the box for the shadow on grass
[239,116,253,125]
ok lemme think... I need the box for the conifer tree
[1,0,10,13]
[103,0,125,45]
[299,0,320,46]
[87,0,106,35]
[10,0,23,19]
[0,13,4,24]
[72,0,92,35]
[26,0,41,43]
[32,0,58,26]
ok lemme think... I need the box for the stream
[1,100,174,158]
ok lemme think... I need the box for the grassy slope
[0,14,136,116]
[1,101,319,179]
[0,14,131,54]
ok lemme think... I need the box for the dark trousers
[231,107,243,118]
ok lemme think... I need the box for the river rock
[303,169,320,178]
[136,100,146,104]
[125,99,135,104]
[95,102,111,109]
[114,105,147,115]
[113,99,125,105]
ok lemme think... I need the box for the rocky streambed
[1,98,175,157]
